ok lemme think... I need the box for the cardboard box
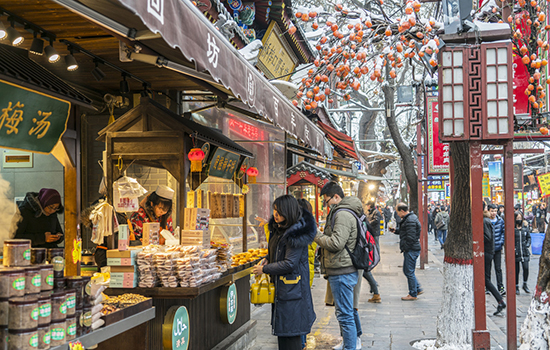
[143,222,160,245]
[118,224,129,251]
[184,208,210,230]
[107,258,136,266]
[109,278,138,288]
[110,266,137,273]
[181,229,210,248]
[106,248,142,259]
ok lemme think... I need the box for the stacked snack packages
[153,247,182,288]
[211,241,232,272]
[136,247,159,288]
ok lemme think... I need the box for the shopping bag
[250,274,274,304]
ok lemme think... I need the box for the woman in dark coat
[514,211,531,294]
[14,188,64,248]
[252,195,317,350]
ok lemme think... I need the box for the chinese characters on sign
[207,33,220,68]
[537,172,550,198]
[257,22,298,81]
[208,148,241,179]
[0,80,71,153]
[427,95,450,174]
[427,176,449,192]
[168,306,190,350]
[228,118,264,140]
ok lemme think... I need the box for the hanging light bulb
[44,41,60,63]
[91,61,105,81]
[29,32,44,55]
[0,22,7,40]
[65,50,79,71]
[7,24,24,46]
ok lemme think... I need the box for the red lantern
[188,148,205,172]
[246,166,259,184]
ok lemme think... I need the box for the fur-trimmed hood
[21,192,64,218]
[269,208,317,248]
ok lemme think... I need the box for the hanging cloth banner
[0,80,70,154]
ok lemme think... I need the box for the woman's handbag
[250,274,275,304]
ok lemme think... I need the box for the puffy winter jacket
[367,207,382,237]
[492,215,505,251]
[483,211,494,256]
[514,225,531,262]
[394,212,421,252]
[263,208,317,337]
[434,211,450,231]
[315,196,362,276]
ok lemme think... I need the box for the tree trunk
[435,142,474,348]
[519,224,550,348]
[383,83,418,213]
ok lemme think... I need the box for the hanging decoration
[246,166,259,184]
[188,148,205,172]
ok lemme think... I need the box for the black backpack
[330,208,380,272]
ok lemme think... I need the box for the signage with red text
[427,95,450,174]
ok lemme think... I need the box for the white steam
[0,173,21,245]
[519,294,550,349]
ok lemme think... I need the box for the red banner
[427,95,450,174]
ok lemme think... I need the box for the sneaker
[493,301,506,316]
[356,337,362,349]
[499,287,506,296]
[332,340,343,350]
[401,295,417,301]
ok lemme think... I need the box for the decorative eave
[204,0,250,49]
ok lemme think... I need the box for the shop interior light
[29,33,44,55]
[0,22,7,40]
[120,74,129,94]
[91,61,105,81]
[7,24,24,46]
[45,42,60,63]
[65,50,79,71]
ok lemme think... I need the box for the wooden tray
[102,298,153,327]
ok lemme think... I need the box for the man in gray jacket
[315,181,362,350]
[434,207,450,249]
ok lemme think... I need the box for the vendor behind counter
[129,185,174,244]
[14,188,64,248]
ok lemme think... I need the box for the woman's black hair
[273,195,302,228]
[145,191,173,229]
[297,198,313,214]
[515,211,524,226]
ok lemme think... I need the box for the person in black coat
[514,211,531,295]
[483,202,506,315]
[14,188,64,248]
[252,195,317,350]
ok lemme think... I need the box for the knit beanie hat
[38,188,61,208]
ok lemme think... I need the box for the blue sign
[488,161,502,183]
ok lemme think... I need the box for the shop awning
[287,161,357,188]
[54,0,326,155]
[316,121,359,160]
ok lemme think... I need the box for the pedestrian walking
[431,207,440,237]
[514,211,531,295]
[535,202,547,233]
[488,203,506,295]
[483,202,507,315]
[364,200,381,303]
[315,181,363,350]
[389,203,423,301]
[434,207,449,249]
[252,195,317,350]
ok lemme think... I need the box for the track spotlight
[44,42,60,63]
[65,51,78,71]
[7,25,24,46]
[120,74,129,94]
[91,61,105,81]
[29,34,44,55]
[0,22,7,40]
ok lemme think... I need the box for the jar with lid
[65,316,76,341]
[50,291,66,321]
[46,249,64,279]
[0,268,26,298]
[3,239,31,267]
[52,278,65,292]
[7,328,38,350]
[65,289,76,317]
[30,249,46,265]
[38,294,51,326]
[8,297,38,330]
[81,276,92,307]
[24,267,41,295]
[37,324,50,350]
[38,265,53,292]
[49,320,65,347]
[80,306,92,335]
[65,277,83,307]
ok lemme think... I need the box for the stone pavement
[250,229,541,349]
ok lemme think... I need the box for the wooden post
[470,141,490,348]
[417,122,427,268]
[503,140,517,350]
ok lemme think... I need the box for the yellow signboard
[257,22,298,81]
[537,172,550,198]
[482,173,490,198]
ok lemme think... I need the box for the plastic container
[46,250,64,279]
[30,249,46,265]
[38,265,53,292]
[50,291,66,321]
[37,323,50,350]
[532,233,545,255]
[65,316,76,341]
[65,289,75,317]
[0,268,26,298]
[8,297,38,330]
[80,306,92,335]
[38,294,51,326]
[7,328,38,350]
[48,320,65,347]
[25,267,41,295]
[3,239,31,267]
[0,299,7,327]
[64,277,83,308]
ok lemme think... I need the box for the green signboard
[208,148,240,179]
[0,80,71,154]
[163,306,189,350]
[220,283,238,324]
